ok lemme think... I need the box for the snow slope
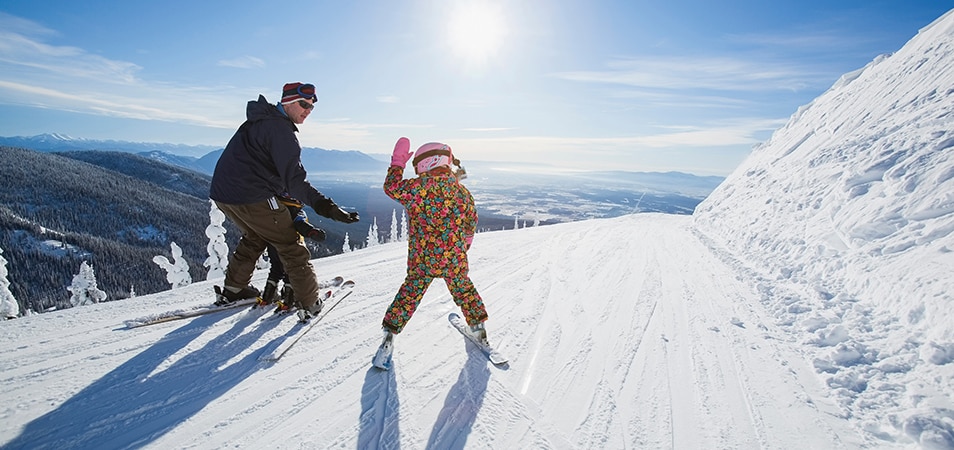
[0,214,868,449]
[694,9,954,449]
[1,7,953,450]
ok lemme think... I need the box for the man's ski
[125,276,345,329]
[125,296,258,328]
[448,313,508,365]
[260,280,355,362]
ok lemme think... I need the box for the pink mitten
[390,137,413,167]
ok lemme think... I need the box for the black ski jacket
[210,95,336,216]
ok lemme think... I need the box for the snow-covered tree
[366,217,380,248]
[153,242,192,289]
[399,210,408,242]
[67,261,107,307]
[388,209,399,243]
[514,216,520,229]
[0,246,19,319]
[204,200,229,280]
[342,232,352,253]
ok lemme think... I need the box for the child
[373,137,487,369]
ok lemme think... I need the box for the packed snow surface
[0,214,870,449]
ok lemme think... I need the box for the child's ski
[448,313,508,365]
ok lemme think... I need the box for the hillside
[0,147,231,310]
[694,9,954,448]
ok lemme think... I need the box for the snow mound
[694,9,954,448]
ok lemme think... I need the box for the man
[210,82,359,322]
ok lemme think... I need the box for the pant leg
[215,201,267,289]
[444,276,487,326]
[265,244,285,282]
[215,200,320,309]
[382,275,433,333]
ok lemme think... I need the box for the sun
[446,2,507,67]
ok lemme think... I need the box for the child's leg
[444,276,488,326]
[265,244,285,283]
[382,275,433,333]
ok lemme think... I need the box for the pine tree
[388,209,399,243]
[366,217,380,248]
[204,200,229,280]
[152,242,192,289]
[0,246,19,319]
[67,261,107,307]
[342,232,352,253]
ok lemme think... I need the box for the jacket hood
[246,95,296,130]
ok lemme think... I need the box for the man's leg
[215,201,268,291]
[216,200,319,308]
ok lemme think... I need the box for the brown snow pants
[215,199,320,309]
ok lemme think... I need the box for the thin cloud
[376,95,400,103]
[217,56,265,69]
[553,56,824,92]
[0,17,245,128]
[460,127,517,132]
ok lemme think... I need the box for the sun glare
[447,2,507,66]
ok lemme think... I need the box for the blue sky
[0,1,950,175]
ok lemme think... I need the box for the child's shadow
[2,310,272,450]
[426,345,491,450]
[358,365,401,449]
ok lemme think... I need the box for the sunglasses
[296,99,314,110]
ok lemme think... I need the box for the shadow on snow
[2,309,279,449]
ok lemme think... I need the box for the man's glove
[304,227,326,241]
[390,137,413,168]
[330,206,360,223]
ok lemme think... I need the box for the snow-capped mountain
[0,133,221,157]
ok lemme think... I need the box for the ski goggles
[295,83,317,102]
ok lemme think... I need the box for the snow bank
[693,9,954,448]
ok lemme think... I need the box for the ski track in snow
[0,214,874,449]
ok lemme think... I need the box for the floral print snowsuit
[382,166,487,333]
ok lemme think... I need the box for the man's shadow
[425,343,491,450]
[358,364,401,449]
[2,309,274,450]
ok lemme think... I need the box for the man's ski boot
[255,279,280,308]
[296,295,324,323]
[214,285,260,306]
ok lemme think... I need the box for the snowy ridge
[694,8,954,448]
